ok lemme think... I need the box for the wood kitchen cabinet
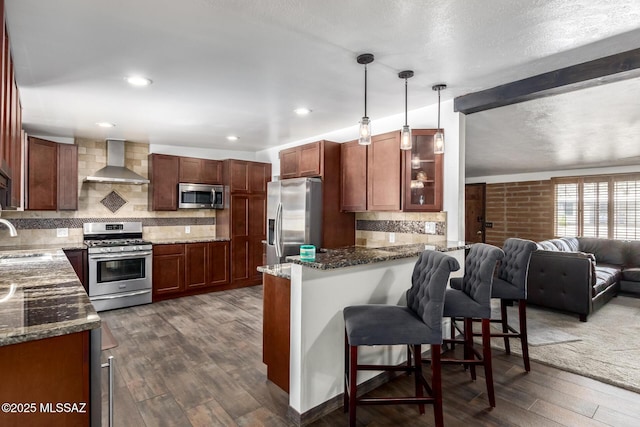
[179,156,222,184]
[218,159,271,287]
[262,273,291,392]
[64,249,88,292]
[153,241,230,301]
[341,131,401,212]
[148,153,179,211]
[26,137,78,211]
[279,140,355,248]
[279,141,323,179]
[402,129,443,211]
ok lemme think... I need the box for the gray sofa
[527,237,640,321]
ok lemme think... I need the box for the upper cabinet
[0,12,24,209]
[402,129,443,212]
[179,157,222,184]
[26,137,78,211]
[340,129,443,213]
[226,159,270,194]
[279,141,324,179]
[148,153,179,211]
[341,131,401,212]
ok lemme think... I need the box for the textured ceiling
[5,0,640,176]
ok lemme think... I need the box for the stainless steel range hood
[84,139,150,184]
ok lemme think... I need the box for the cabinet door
[202,159,222,184]
[57,143,78,210]
[299,142,322,177]
[231,194,249,238]
[228,160,250,193]
[279,147,299,179]
[149,154,179,211]
[208,241,230,286]
[179,157,204,183]
[402,129,443,211]
[27,137,57,210]
[230,237,250,283]
[340,140,367,211]
[249,162,271,193]
[152,244,185,296]
[249,195,266,238]
[367,131,401,211]
[185,242,208,290]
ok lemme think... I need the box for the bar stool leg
[500,299,511,354]
[344,333,349,412]
[519,299,531,372]
[481,318,496,407]
[349,345,358,427]
[413,344,425,414]
[431,344,444,427]
[464,317,476,379]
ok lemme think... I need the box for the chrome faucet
[0,218,17,237]
[0,205,17,237]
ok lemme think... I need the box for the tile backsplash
[0,138,216,247]
[355,211,447,247]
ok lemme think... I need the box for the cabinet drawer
[153,244,185,256]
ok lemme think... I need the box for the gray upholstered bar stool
[343,250,460,427]
[439,243,504,407]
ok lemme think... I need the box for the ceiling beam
[454,47,640,114]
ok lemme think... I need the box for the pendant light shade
[357,54,374,145]
[398,70,414,150]
[432,84,446,154]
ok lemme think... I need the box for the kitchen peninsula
[259,242,467,423]
[0,247,101,427]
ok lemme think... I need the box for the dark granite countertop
[285,242,469,270]
[0,243,87,252]
[0,249,100,347]
[257,263,292,279]
[151,237,229,245]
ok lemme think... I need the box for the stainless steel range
[83,222,152,312]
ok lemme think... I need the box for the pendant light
[398,70,414,150]
[432,84,446,154]
[357,53,374,145]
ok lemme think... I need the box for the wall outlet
[56,228,68,238]
[389,232,395,243]
[185,226,191,234]
[424,222,436,234]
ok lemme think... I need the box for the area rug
[485,296,640,393]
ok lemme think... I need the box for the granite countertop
[285,241,470,270]
[257,263,292,279]
[0,243,87,252]
[0,249,100,347]
[151,237,229,245]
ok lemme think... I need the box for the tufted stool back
[406,250,461,338]
[497,238,538,295]
[459,243,504,318]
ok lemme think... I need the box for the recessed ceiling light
[226,136,239,141]
[294,108,312,116]
[96,122,115,128]
[125,76,153,87]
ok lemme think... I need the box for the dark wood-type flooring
[100,286,640,426]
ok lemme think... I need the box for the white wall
[255,100,465,242]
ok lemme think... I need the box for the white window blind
[554,174,640,240]
[582,181,608,238]
[555,183,578,237]
[614,180,640,240]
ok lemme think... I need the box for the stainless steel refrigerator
[266,177,323,265]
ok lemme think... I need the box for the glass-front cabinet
[402,129,443,212]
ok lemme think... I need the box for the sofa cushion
[593,265,621,296]
[621,267,640,282]
[622,241,640,268]
[578,238,625,265]
[550,238,574,251]
[560,237,580,251]
[537,240,561,251]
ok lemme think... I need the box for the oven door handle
[89,251,153,261]
[91,289,151,300]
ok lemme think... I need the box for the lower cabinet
[262,273,291,392]
[64,248,88,293]
[152,241,230,301]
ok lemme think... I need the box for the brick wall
[484,180,554,246]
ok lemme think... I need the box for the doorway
[465,183,486,243]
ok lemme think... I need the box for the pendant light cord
[404,78,408,126]
[364,64,368,117]
[437,87,441,131]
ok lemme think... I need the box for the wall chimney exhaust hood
[84,139,150,184]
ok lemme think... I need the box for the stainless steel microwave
[178,183,224,209]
